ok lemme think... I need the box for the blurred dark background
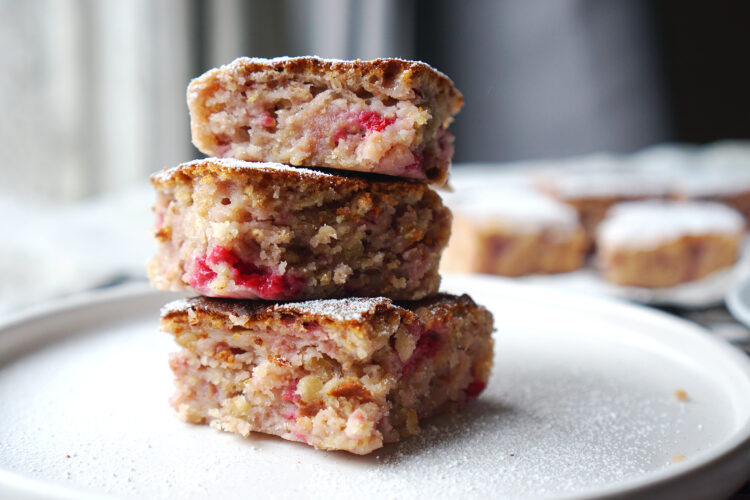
[650,1,750,144]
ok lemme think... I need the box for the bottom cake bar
[161,294,494,455]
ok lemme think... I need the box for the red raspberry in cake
[161,293,494,455]
[147,158,452,301]
[187,56,463,185]
[187,246,304,300]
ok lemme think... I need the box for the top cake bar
[188,57,463,185]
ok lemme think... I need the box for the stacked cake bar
[148,57,495,454]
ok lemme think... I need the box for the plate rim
[1,276,750,499]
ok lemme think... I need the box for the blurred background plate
[521,260,744,309]
[2,276,750,499]
[726,279,750,329]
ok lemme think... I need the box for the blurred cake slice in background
[441,185,586,276]
[535,154,674,247]
[597,201,745,288]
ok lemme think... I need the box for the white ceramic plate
[2,276,750,499]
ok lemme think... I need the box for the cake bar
[441,186,586,276]
[162,294,494,455]
[537,161,673,248]
[187,57,463,185]
[597,201,744,287]
[148,158,452,301]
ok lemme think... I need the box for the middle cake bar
[148,157,452,301]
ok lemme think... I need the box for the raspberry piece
[402,330,441,376]
[464,380,487,398]
[402,152,423,174]
[282,382,301,403]
[203,246,305,299]
[356,110,394,133]
[189,256,217,288]
[258,111,276,128]
[334,110,395,142]
[333,128,349,142]
[233,259,305,300]
[255,273,295,298]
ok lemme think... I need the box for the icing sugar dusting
[160,299,193,316]
[161,297,394,323]
[273,297,393,322]
[442,185,580,233]
[151,158,334,183]
[598,201,745,248]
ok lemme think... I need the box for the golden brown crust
[397,293,478,318]
[150,157,434,200]
[162,296,393,327]
[161,293,473,331]
[188,56,463,114]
